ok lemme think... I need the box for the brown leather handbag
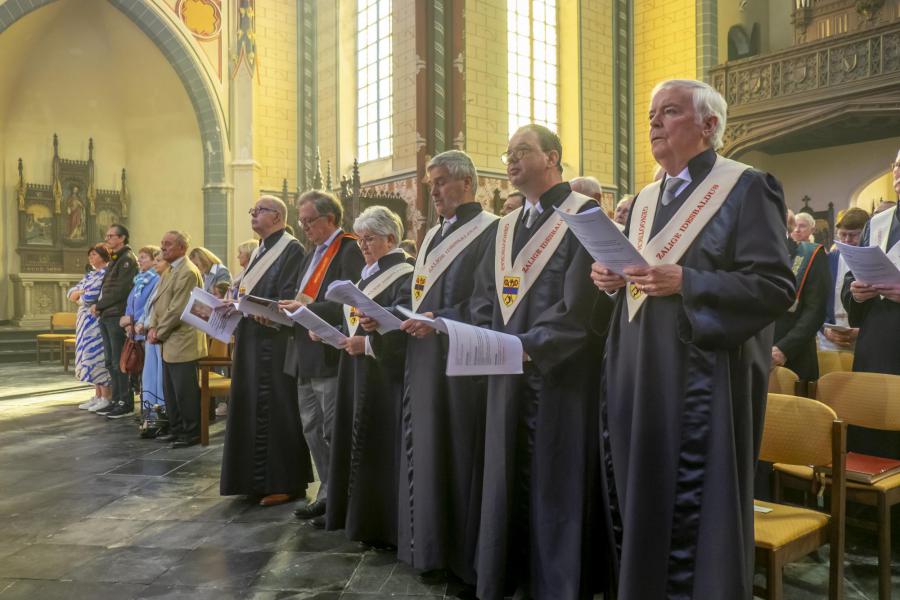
[119,331,145,374]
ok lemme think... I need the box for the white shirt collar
[170,256,185,270]
[523,198,544,216]
[360,248,404,280]
[442,214,459,227]
[318,228,342,252]
[666,166,692,196]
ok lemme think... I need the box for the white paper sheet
[835,241,900,287]
[237,294,294,327]
[283,305,348,349]
[179,287,242,343]
[324,280,404,333]
[438,317,524,376]
[554,206,648,275]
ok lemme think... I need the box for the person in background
[570,175,603,202]
[228,239,260,299]
[500,190,524,216]
[147,231,208,448]
[790,211,816,243]
[613,195,634,228]
[135,252,170,438]
[399,238,418,258]
[121,245,163,436]
[73,244,112,412]
[94,224,139,419]
[189,246,232,294]
[821,207,869,350]
[874,199,897,214]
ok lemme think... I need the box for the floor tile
[252,551,361,591]
[65,546,188,584]
[108,459,187,476]
[160,548,273,589]
[0,543,105,579]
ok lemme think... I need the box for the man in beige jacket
[147,230,208,448]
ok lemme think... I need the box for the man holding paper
[841,151,900,458]
[280,191,365,521]
[396,150,498,587]
[220,196,311,507]
[470,124,607,599]
[590,79,795,599]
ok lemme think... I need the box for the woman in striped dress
[72,244,112,411]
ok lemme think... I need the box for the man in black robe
[591,79,795,599]
[841,150,900,457]
[282,190,365,522]
[397,150,498,586]
[220,195,312,506]
[470,124,607,600]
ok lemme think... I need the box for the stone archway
[0,0,229,257]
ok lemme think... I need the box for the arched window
[357,0,392,162]
[507,0,558,136]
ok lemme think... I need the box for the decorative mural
[176,0,222,40]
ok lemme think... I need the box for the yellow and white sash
[494,191,593,324]
[232,232,296,297]
[625,155,750,321]
[343,261,414,336]
[412,211,498,311]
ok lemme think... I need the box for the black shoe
[310,515,326,529]
[106,404,135,419]
[171,437,200,448]
[95,403,117,416]
[293,499,326,519]
[156,433,178,443]
[418,569,448,585]
[454,584,477,600]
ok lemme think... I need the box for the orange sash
[298,233,357,303]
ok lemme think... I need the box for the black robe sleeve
[679,172,796,350]
[274,243,306,300]
[773,249,828,361]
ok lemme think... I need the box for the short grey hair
[651,79,728,150]
[165,230,190,249]
[354,205,403,245]
[298,190,343,225]
[795,212,816,229]
[427,150,479,194]
[616,195,634,209]
[257,195,287,221]
[570,176,602,197]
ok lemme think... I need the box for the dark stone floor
[0,373,897,599]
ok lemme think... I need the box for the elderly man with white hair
[590,79,795,599]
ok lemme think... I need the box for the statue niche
[16,135,130,274]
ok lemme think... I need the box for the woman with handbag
[122,246,163,437]
[72,244,113,412]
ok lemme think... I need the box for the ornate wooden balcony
[711,20,900,156]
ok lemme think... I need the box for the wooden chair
[817,350,854,377]
[774,371,900,600]
[755,393,846,600]
[198,338,232,446]
[768,366,800,396]
[36,312,77,363]
[63,338,77,372]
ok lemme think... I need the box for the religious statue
[66,184,86,240]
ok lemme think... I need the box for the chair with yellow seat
[36,312,77,364]
[773,371,900,600]
[199,338,232,446]
[768,366,800,396]
[817,350,854,377]
[755,393,846,600]
[62,338,77,372]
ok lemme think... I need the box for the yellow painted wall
[254,0,298,190]
[856,171,896,214]
[579,0,614,185]
[0,0,204,321]
[633,0,696,188]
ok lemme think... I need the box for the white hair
[794,212,816,229]
[651,79,728,150]
[354,205,403,244]
[257,194,287,220]
[570,176,602,197]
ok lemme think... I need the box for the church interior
[0,0,898,598]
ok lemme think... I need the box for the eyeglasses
[104,232,122,239]
[356,235,383,247]
[248,207,277,217]
[299,214,326,228]
[500,147,536,165]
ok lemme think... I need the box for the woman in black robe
[323,206,413,546]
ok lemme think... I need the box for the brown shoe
[259,493,292,507]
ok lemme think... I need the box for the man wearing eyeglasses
[220,195,313,507]
[469,124,609,599]
[280,190,365,524]
[841,149,900,458]
[93,224,138,419]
